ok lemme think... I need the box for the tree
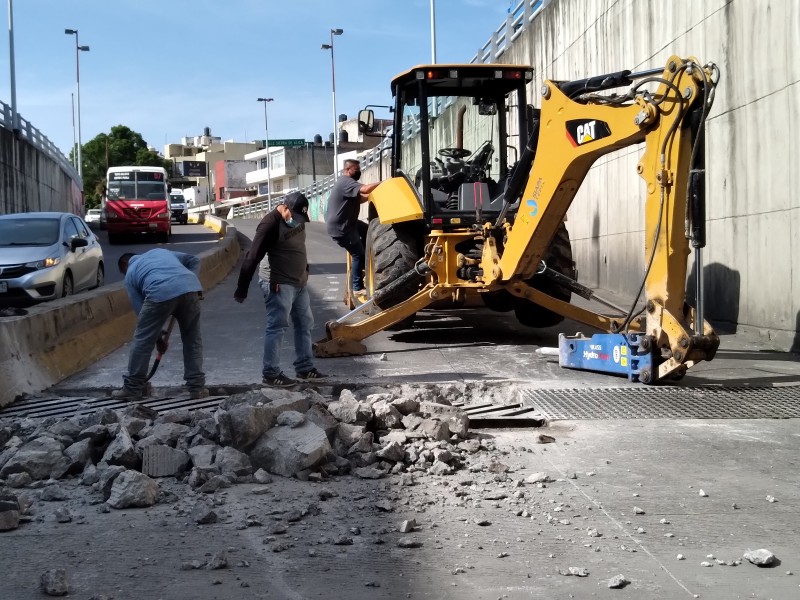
[80,125,172,207]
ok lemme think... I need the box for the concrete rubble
[0,382,795,598]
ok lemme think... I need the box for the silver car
[0,212,105,306]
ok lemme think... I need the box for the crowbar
[146,316,176,381]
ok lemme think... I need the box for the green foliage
[80,125,172,204]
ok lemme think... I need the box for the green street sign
[267,138,305,147]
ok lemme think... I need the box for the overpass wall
[0,115,82,216]
[490,0,799,348]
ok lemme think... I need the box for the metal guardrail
[470,0,550,64]
[1,100,81,185]
[232,0,552,221]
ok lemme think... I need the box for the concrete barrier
[0,221,240,407]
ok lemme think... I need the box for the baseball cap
[282,191,310,223]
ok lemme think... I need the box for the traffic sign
[267,138,305,147]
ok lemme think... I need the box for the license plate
[149,223,158,230]
[0,281,7,293]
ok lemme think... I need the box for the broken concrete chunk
[141,445,191,478]
[418,402,469,438]
[213,446,253,477]
[0,494,21,531]
[276,410,305,428]
[40,485,68,502]
[376,441,405,463]
[390,397,419,416]
[398,538,423,548]
[206,551,228,570]
[107,470,159,509]
[353,465,387,479]
[0,436,68,481]
[607,574,629,588]
[399,519,417,533]
[633,506,645,514]
[192,502,218,525]
[418,419,450,441]
[373,402,403,429]
[525,472,551,483]
[328,398,373,424]
[304,404,339,440]
[40,568,70,596]
[250,420,331,478]
[101,427,139,470]
[187,444,217,469]
[744,548,778,567]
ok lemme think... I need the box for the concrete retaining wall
[0,126,82,215]
[0,221,241,407]
[494,0,799,348]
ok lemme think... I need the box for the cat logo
[565,119,611,147]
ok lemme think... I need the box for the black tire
[365,218,423,329]
[158,230,170,244]
[61,272,74,298]
[107,232,121,245]
[514,223,576,328]
[92,263,104,290]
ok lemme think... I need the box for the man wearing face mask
[326,159,381,300]
[234,191,326,386]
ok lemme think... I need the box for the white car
[0,212,105,307]
[85,209,102,227]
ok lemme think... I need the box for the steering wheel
[438,147,471,160]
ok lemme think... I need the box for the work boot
[112,388,143,402]
[189,387,209,400]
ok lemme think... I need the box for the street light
[321,27,343,181]
[65,28,89,178]
[257,97,274,204]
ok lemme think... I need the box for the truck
[314,56,721,385]
[169,189,188,224]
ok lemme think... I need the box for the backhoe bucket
[312,336,367,358]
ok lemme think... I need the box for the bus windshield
[107,170,167,201]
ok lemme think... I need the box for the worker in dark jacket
[234,192,326,386]
[114,249,207,401]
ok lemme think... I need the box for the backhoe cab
[316,56,720,385]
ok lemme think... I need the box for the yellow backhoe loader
[314,56,720,384]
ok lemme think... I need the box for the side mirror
[70,237,89,251]
[358,109,375,134]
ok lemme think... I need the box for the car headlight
[156,212,169,219]
[25,256,60,269]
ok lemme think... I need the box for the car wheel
[93,263,105,289]
[62,272,74,298]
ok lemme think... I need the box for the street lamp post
[65,28,89,178]
[257,97,274,205]
[321,28,343,181]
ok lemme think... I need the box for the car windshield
[0,218,60,246]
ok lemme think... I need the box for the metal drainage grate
[519,386,800,420]
[0,394,227,420]
[452,400,545,428]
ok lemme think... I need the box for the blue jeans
[124,292,205,393]
[259,280,314,378]
[333,221,368,291]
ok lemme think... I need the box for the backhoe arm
[494,56,719,380]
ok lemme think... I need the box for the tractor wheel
[365,218,423,330]
[514,222,576,328]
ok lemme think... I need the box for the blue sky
[1,0,514,158]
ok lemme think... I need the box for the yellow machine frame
[318,56,719,382]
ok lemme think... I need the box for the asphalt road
[91,222,222,285]
[55,218,800,394]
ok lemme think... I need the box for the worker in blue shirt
[114,248,207,401]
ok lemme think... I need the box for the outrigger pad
[312,338,367,358]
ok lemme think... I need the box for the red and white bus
[103,166,172,244]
